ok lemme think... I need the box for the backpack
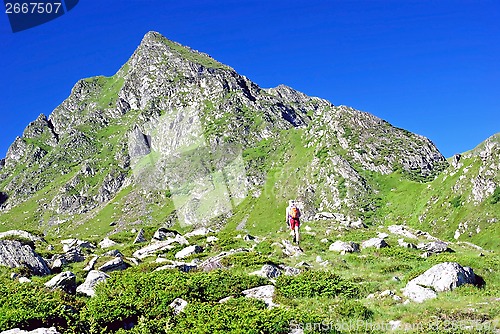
[290,206,300,219]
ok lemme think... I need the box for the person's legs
[294,225,300,245]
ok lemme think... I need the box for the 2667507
[5,2,62,14]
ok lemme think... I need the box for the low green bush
[276,270,359,299]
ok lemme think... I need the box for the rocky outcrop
[133,234,189,259]
[0,240,50,275]
[328,241,360,253]
[133,229,146,244]
[76,270,110,297]
[175,245,202,259]
[0,230,43,242]
[169,298,188,315]
[402,262,478,303]
[361,238,389,249]
[242,285,277,308]
[44,271,76,294]
[417,241,452,254]
[98,258,129,272]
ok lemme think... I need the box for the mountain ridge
[0,31,497,252]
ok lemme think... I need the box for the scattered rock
[420,252,432,258]
[98,258,129,272]
[133,229,146,244]
[152,228,179,242]
[243,234,255,241]
[328,241,360,253]
[61,239,95,252]
[388,225,418,239]
[242,285,276,308]
[377,232,389,239]
[169,298,188,315]
[10,272,18,280]
[0,240,51,276]
[175,245,203,259]
[279,264,302,276]
[76,270,110,297]
[98,237,118,249]
[397,238,417,249]
[295,261,311,268]
[103,249,123,257]
[218,296,234,304]
[251,264,281,279]
[361,238,389,249]
[44,271,76,294]
[417,241,452,254]
[184,227,213,238]
[109,221,117,226]
[18,277,31,283]
[320,238,329,243]
[206,236,218,243]
[403,262,478,302]
[133,235,189,259]
[83,256,99,271]
[281,240,303,257]
[155,261,197,273]
[0,230,43,242]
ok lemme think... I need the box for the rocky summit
[0,32,498,333]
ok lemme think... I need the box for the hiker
[286,200,301,245]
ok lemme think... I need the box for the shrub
[491,186,500,204]
[276,270,359,299]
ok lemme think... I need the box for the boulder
[103,249,123,257]
[18,277,31,283]
[184,227,213,238]
[397,238,417,249]
[98,237,118,249]
[417,241,452,254]
[281,240,303,257]
[83,256,99,271]
[76,270,110,297]
[278,264,302,276]
[403,262,477,302]
[169,298,188,315]
[175,245,203,259]
[133,229,146,244]
[206,236,218,243]
[152,228,179,242]
[328,241,359,253]
[0,240,51,276]
[1,327,61,333]
[44,271,76,294]
[155,261,197,273]
[133,234,189,259]
[361,238,389,249]
[388,225,418,239]
[251,264,281,279]
[0,230,42,242]
[242,285,276,308]
[60,239,95,252]
[98,258,129,272]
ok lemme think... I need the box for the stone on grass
[76,270,110,297]
[175,245,202,259]
[328,241,359,253]
[98,257,129,272]
[169,298,188,315]
[361,238,389,249]
[44,271,76,294]
[242,285,277,308]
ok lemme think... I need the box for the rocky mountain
[0,31,498,334]
[0,31,497,249]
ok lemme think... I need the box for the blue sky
[0,0,498,159]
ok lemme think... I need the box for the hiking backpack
[290,206,300,219]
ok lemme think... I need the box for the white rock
[175,245,202,259]
[18,277,31,283]
[361,238,389,249]
[206,236,218,243]
[242,285,276,308]
[169,298,188,315]
[98,237,117,249]
[76,270,110,297]
[328,241,359,253]
[184,227,213,238]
